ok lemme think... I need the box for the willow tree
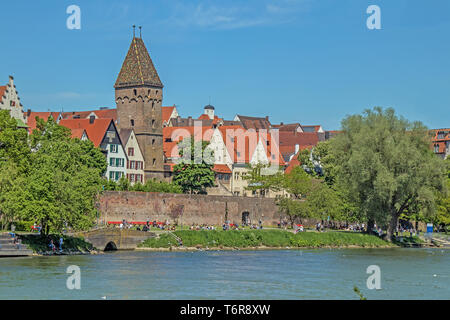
[329,107,446,240]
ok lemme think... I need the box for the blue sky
[1,0,449,130]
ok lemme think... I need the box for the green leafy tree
[329,107,446,240]
[434,158,450,230]
[275,166,314,226]
[172,137,215,194]
[12,117,107,235]
[244,163,284,195]
[305,182,344,223]
[0,110,31,229]
[277,197,309,227]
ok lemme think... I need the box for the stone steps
[0,233,33,257]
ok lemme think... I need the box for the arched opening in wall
[104,241,118,251]
[242,212,250,226]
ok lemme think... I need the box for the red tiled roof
[163,126,215,159]
[213,164,232,174]
[59,118,113,147]
[70,128,87,140]
[236,115,271,131]
[285,153,301,174]
[0,86,6,103]
[278,132,319,157]
[162,106,175,123]
[26,112,61,133]
[62,109,117,121]
[272,123,303,132]
[218,126,285,166]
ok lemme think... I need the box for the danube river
[0,248,449,299]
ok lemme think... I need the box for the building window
[131,119,134,127]
[110,144,118,153]
[438,132,445,140]
[152,139,156,145]
[128,147,134,156]
[153,159,156,166]
[115,158,124,167]
[130,161,136,169]
[152,119,155,128]
[134,89,137,96]
[152,101,155,111]
[434,144,440,153]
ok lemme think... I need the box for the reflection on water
[0,248,449,300]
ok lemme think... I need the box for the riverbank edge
[16,233,102,257]
[135,244,397,252]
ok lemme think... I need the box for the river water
[0,248,448,300]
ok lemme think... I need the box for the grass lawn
[139,229,393,249]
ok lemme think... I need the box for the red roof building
[430,129,450,159]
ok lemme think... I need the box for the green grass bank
[138,230,393,250]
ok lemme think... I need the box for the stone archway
[104,241,118,251]
[242,211,250,226]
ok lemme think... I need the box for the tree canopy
[172,137,215,194]
[327,107,447,239]
[0,113,107,234]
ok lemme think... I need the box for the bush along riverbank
[19,234,97,255]
[137,230,394,250]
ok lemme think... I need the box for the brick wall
[98,191,283,226]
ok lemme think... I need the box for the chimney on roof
[265,116,269,122]
[27,109,31,117]
[89,115,95,124]
[280,122,284,126]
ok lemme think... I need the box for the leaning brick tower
[114,32,165,180]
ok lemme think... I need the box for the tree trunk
[386,212,399,242]
[366,219,375,235]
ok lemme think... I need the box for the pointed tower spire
[132,25,136,38]
[139,26,142,38]
[114,36,163,88]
